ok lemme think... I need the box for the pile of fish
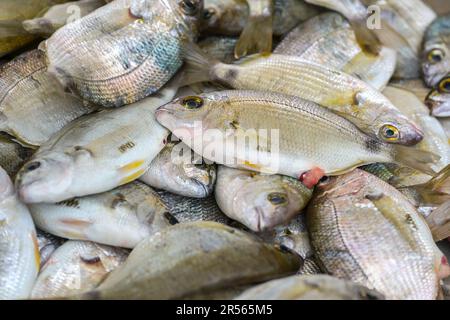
[1,0,450,300]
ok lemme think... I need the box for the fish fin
[393,146,439,176]
[414,165,450,205]
[348,18,381,55]
[181,42,219,86]
[234,15,273,59]
[426,201,450,242]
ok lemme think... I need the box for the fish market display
[43,0,203,107]
[31,240,128,299]
[28,182,173,248]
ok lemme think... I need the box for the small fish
[0,49,97,147]
[215,166,312,232]
[183,44,423,145]
[15,81,178,203]
[199,36,238,64]
[23,0,106,37]
[28,182,174,248]
[0,166,39,299]
[140,141,216,198]
[77,222,301,299]
[0,135,33,177]
[426,201,450,242]
[43,0,203,107]
[36,230,65,269]
[156,90,437,184]
[31,240,128,299]
[422,14,450,88]
[274,12,397,90]
[235,275,384,300]
[307,169,450,300]
[425,75,450,117]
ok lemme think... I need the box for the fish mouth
[190,178,210,198]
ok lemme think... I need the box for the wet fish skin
[199,36,238,64]
[36,230,65,269]
[15,82,178,204]
[0,49,97,147]
[0,136,33,177]
[29,181,173,248]
[0,166,39,299]
[31,240,128,299]
[44,0,203,107]
[215,166,312,232]
[307,169,450,300]
[140,141,216,198]
[80,221,301,299]
[235,275,384,300]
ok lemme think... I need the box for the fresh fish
[307,169,450,300]
[215,166,312,231]
[390,78,431,101]
[183,45,423,145]
[235,275,384,300]
[79,221,301,299]
[426,201,450,242]
[234,0,273,58]
[199,36,238,64]
[156,190,232,225]
[439,117,450,141]
[0,49,97,147]
[31,240,128,299]
[0,135,33,177]
[274,12,397,90]
[0,166,39,299]
[43,0,203,107]
[140,141,216,198]
[28,182,174,248]
[156,90,437,187]
[36,230,65,269]
[426,75,450,117]
[15,82,178,203]
[23,0,106,37]
[422,14,450,87]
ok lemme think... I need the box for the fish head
[314,170,367,199]
[0,166,14,203]
[425,78,450,117]
[422,43,450,87]
[200,0,247,34]
[15,152,75,203]
[373,115,424,146]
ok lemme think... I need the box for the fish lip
[191,178,210,198]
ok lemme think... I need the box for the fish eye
[267,192,288,205]
[182,96,204,109]
[438,77,450,93]
[24,161,41,172]
[180,0,200,16]
[379,125,400,141]
[203,8,215,19]
[428,48,445,64]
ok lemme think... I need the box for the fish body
[36,230,65,268]
[215,166,312,231]
[29,181,173,248]
[307,169,450,300]
[0,136,33,177]
[199,36,238,63]
[31,240,128,299]
[0,50,97,147]
[44,0,203,107]
[0,166,39,299]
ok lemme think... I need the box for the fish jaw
[426,91,450,118]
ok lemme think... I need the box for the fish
[0,49,97,147]
[234,0,273,58]
[23,0,107,37]
[15,81,178,203]
[426,201,450,242]
[390,78,431,101]
[274,12,397,91]
[305,0,437,79]
[31,240,128,299]
[439,117,450,142]
[198,36,238,64]
[43,0,203,107]
[183,44,423,145]
[36,230,65,269]
[28,181,174,248]
[156,90,437,186]
[200,0,320,38]
[0,135,33,177]
[235,275,384,300]
[0,166,39,299]
[215,166,312,232]
[422,14,450,88]
[307,169,450,300]
[140,141,216,198]
[77,221,301,299]
[425,75,450,117]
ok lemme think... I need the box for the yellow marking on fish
[120,168,146,185]
[243,160,262,170]
[119,160,145,173]
[322,92,356,109]
[32,232,40,271]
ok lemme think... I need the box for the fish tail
[393,146,440,176]
[414,164,450,205]
[181,42,219,86]
[426,201,450,242]
[348,18,381,55]
[234,15,273,59]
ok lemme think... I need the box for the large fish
[307,169,450,299]
[43,0,203,107]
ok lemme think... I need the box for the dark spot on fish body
[80,255,101,265]
[364,138,382,154]
[405,214,418,231]
[111,193,127,209]
[57,198,81,209]
[364,192,384,201]
[164,211,179,225]
[118,141,136,153]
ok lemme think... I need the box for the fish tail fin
[415,164,450,205]
[393,146,439,176]
[426,201,450,242]
[234,15,273,59]
[181,41,218,86]
[348,18,381,55]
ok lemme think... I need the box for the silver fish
[36,230,65,269]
